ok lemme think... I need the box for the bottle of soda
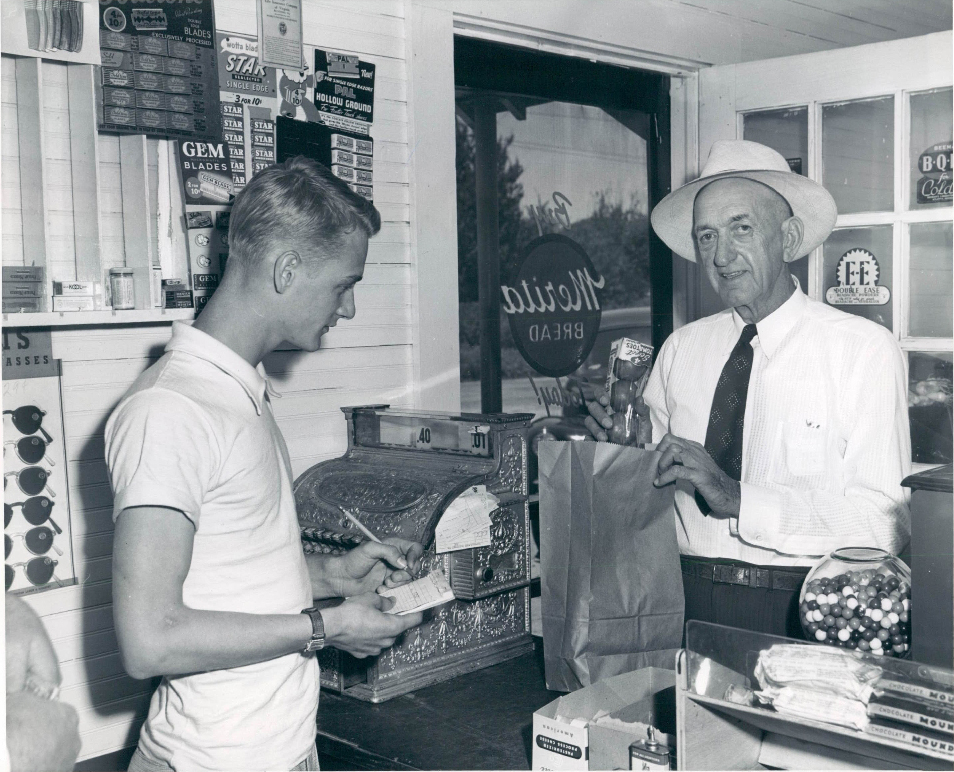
[605,339,653,446]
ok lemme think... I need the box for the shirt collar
[731,277,807,359]
[166,322,267,415]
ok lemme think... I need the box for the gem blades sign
[503,234,604,378]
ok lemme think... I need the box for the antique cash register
[294,405,535,702]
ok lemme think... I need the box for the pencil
[341,508,382,543]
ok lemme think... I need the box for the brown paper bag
[538,440,684,692]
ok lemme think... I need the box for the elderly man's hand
[654,434,741,518]
[583,389,652,445]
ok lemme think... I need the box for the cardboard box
[52,296,95,312]
[532,667,676,771]
[3,266,44,282]
[3,282,46,298]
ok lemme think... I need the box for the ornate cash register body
[294,405,535,703]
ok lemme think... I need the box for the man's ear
[273,251,301,294]
[781,215,805,263]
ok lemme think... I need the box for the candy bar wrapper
[606,337,654,398]
[754,643,883,702]
[538,440,683,692]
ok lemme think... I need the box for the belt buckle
[713,565,748,586]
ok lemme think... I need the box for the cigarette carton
[2,298,43,313]
[3,266,45,282]
[52,296,96,312]
[3,283,45,298]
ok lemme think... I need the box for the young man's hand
[321,592,423,658]
[328,538,424,597]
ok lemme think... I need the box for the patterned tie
[695,324,758,515]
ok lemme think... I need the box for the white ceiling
[675,0,953,48]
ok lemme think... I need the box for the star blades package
[605,338,654,446]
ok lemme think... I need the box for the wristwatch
[301,606,326,653]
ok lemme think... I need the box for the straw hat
[650,140,838,263]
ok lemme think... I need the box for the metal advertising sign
[503,234,605,378]
[313,48,375,135]
[825,248,891,306]
[916,142,953,205]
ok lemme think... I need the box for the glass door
[453,38,672,425]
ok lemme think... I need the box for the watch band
[301,606,325,653]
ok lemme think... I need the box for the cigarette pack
[331,164,355,182]
[355,169,373,185]
[3,283,45,298]
[2,298,43,313]
[52,296,96,312]
[349,183,373,200]
[355,153,373,169]
[53,281,100,296]
[331,133,355,151]
[331,149,355,166]
[355,138,373,155]
[3,266,45,282]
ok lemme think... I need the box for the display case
[294,406,535,703]
[677,622,953,770]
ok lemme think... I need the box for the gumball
[804,592,816,602]
[857,639,871,651]
[889,623,900,636]
[893,644,905,654]
[870,637,883,650]
[871,609,884,622]
[845,639,858,650]
[888,612,900,625]
[835,617,848,630]
[819,603,831,615]
[813,609,824,622]
[837,628,851,641]
[862,628,877,641]
[849,617,862,630]
[815,629,827,641]
[877,629,890,642]
[900,611,909,623]
[807,622,820,633]
[807,599,819,611]
[826,593,839,606]
[880,617,892,629]
[847,597,859,610]
[823,615,836,628]
[881,598,893,611]
[891,601,904,615]
[891,634,904,645]
[842,608,854,620]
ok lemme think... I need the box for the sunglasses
[5,436,55,466]
[4,497,61,533]
[4,467,55,498]
[3,405,53,443]
[6,528,62,558]
[5,557,59,590]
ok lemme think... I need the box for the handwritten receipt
[380,569,455,615]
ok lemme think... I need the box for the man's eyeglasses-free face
[4,435,55,466]
[4,467,55,498]
[6,557,59,590]
[3,405,53,443]
[4,497,60,533]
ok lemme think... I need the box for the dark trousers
[680,556,808,643]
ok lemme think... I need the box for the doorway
[453,37,672,420]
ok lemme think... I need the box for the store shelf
[1,308,195,329]
[676,650,952,770]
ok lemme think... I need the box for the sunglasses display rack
[3,375,76,596]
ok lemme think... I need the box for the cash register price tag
[378,417,491,456]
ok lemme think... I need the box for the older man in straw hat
[587,140,910,639]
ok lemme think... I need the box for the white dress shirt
[643,283,911,567]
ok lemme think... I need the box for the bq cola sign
[502,234,604,378]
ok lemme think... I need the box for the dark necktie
[695,324,758,515]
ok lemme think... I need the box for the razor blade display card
[98,0,221,141]
[313,47,375,135]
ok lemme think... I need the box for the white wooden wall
[4,0,416,762]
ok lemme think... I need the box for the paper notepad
[380,569,455,615]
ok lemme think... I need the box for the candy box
[532,667,676,771]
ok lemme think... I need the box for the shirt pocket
[778,420,829,479]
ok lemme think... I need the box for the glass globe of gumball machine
[799,547,911,657]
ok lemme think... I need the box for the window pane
[743,107,808,176]
[909,222,954,338]
[909,351,953,465]
[909,88,953,210]
[823,97,894,214]
[456,102,650,419]
[823,226,893,330]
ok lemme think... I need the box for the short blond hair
[228,156,380,266]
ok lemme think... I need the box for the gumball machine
[799,547,911,657]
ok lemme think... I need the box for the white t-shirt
[105,323,319,771]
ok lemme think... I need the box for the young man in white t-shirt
[106,157,424,772]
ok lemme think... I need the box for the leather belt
[680,557,808,592]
